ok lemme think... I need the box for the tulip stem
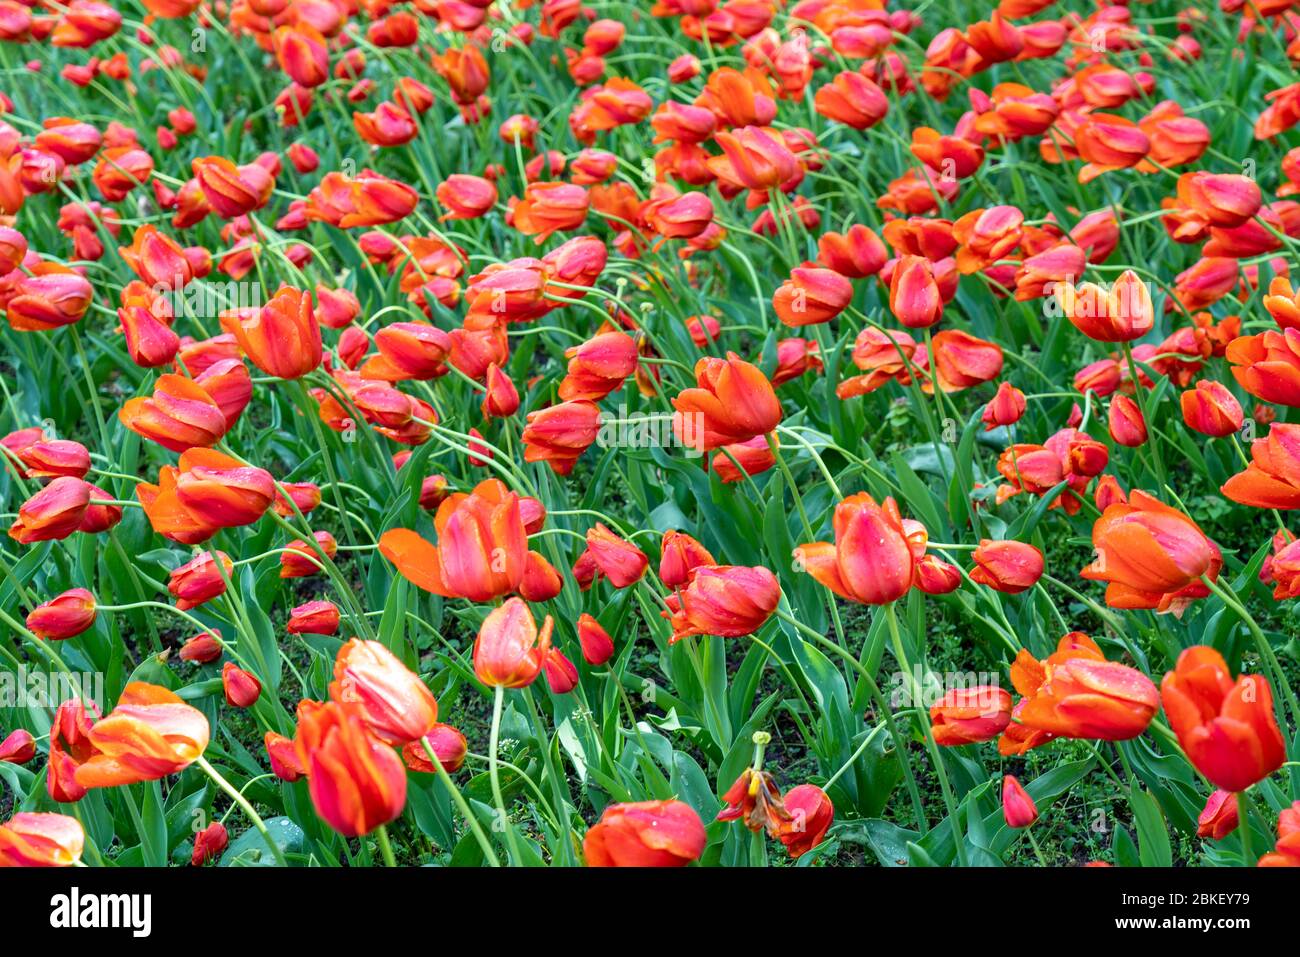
[490,685,524,866]
[1025,829,1049,867]
[1237,791,1255,866]
[883,601,970,867]
[294,381,357,546]
[375,824,398,867]
[1121,341,1167,490]
[195,755,289,868]
[774,607,930,835]
[420,738,500,867]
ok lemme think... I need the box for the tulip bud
[0,729,36,765]
[970,539,1044,593]
[264,731,306,782]
[402,723,469,773]
[1180,380,1243,438]
[287,600,340,635]
[1001,775,1039,828]
[1196,789,1239,840]
[1108,394,1148,447]
[26,588,96,639]
[222,662,261,708]
[577,613,616,665]
[983,381,1026,430]
[542,647,579,694]
[191,821,228,866]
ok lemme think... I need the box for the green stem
[490,685,524,866]
[419,737,500,867]
[195,755,289,868]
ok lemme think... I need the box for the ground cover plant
[0,0,1298,870]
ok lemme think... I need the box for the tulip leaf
[1129,785,1173,868]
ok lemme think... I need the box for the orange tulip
[1258,802,1300,867]
[293,698,406,837]
[773,266,853,327]
[119,224,192,291]
[1081,490,1221,612]
[814,71,888,130]
[222,662,261,709]
[671,352,782,451]
[280,530,337,578]
[436,173,497,221]
[776,784,834,858]
[796,494,918,605]
[927,329,1004,393]
[330,638,438,746]
[1197,789,1239,840]
[8,476,91,544]
[1012,634,1159,741]
[910,128,984,179]
[889,255,944,328]
[1177,172,1262,229]
[512,182,589,243]
[5,267,93,332]
[380,478,559,602]
[192,156,274,219]
[577,613,616,665]
[401,723,469,773]
[1223,423,1300,508]
[573,522,649,589]
[970,539,1044,593]
[707,126,799,192]
[583,799,706,867]
[0,812,84,867]
[521,399,602,475]
[1226,328,1300,407]
[717,767,790,835]
[0,729,35,764]
[662,564,779,642]
[659,530,716,588]
[1161,646,1285,792]
[983,381,1026,430]
[230,286,321,380]
[930,686,1013,745]
[264,731,305,782]
[473,597,553,688]
[119,373,229,453]
[273,24,330,88]
[74,683,210,789]
[817,224,887,278]
[168,550,233,611]
[1055,270,1153,342]
[26,588,96,639]
[1074,113,1150,182]
[287,600,340,636]
[173,447,275,529]
[1181,380,1243,437]
[1107,394,1147,447]
[559,330,638,401]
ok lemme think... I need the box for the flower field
[0,0,1298,872]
